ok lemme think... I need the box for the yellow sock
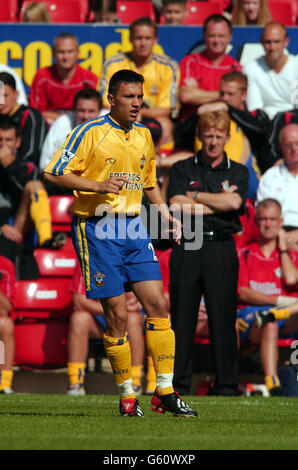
[29,189,52,246]
[270,307,290,321]
[103,332,135,400]
[146,354,156,393]
[131,365,143,388]
[0,370,13,391]
[145,316,174,396]
[67,362,86,387]
[264,375,280,391]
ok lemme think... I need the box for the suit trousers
[169,238,239,395]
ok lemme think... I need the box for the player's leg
[131,279,198,417]
[67,310,103,396]
[0,316,15,394]
[127,307,145,395]
[248,321,282,395]
[100,294,144,417]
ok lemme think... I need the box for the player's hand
[1,224,23,243]
[167,216,182,245]
[97,177,130,195]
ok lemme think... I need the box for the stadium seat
[268,0,296,25]
[19,0,86,23]
[0,0,18,22]
[268,0,298,23]
[34,248,77,278]
[12,278,73,367]
[49,195,74,233]
[116,1,156,24]
[184,1,222,25]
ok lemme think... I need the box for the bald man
[243,21,298,120]
[257,124,298,251]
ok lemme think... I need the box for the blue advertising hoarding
[0,24,297,92]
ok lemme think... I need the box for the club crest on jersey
[189,180,199,189]
[221,180,230,192]
[61,148,76,163]
[274,267,282,278]
[94,272,105,286]
[150,85,158,95]
[105,157,116,165]
[140,155,146,169]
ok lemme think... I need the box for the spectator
[178,14,241,122]
[0,64,28,106]
[168,110,249,396]
[100,17,179,153]
[232,0,272,25]
[93,0,120,23]
[270,110,298,162]
[39,88,105,172]
[257,124,298,252]
[237,198,298,396]
[29,33,99,125]
[242,21,298,120]
[22,1,52,22]
[0,255,16,394]
[0,72,48,166]
[196,71,273,199]
[161,0,187,25]
[67,263,147,396]
[0,116,65,255]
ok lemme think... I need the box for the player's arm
[189,190,242,212]
[238,286,278,306]
[278,229,298,285]
[179,82,220,107]
[138,106,171,120]
[169,194,214,215]
[43,172,129,195]
[0,290,13,315]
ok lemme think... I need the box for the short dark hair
[0,72,16,91]
[220,71,248,91]
[53,32,78,51]
[256,198,282,215]
[203,14,232,35]
[74,87,102,109]
[108,69,144,97]
[0,115,21,137]
[94,0,117,13]
[162,0,186,6]
[130,16,157,38]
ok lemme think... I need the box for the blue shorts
[237,305,285,343]
[72,215,162,299]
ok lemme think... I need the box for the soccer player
[44,69,197,418]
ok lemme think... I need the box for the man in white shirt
[0,64,28,106]
[39,88,105,171]
[257,123,298,251]
[242,21,298,120]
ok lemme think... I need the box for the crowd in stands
[0,4,298,398]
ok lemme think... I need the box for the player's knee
[0,307,10,317]
[263,321,279,339]
[69,310,92,335]
[0,316,14,336]
[146,295,168,317]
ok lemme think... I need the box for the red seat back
[116,1,156,24]
[49,195,74,232]
[34,248,77,278]
[20,0,86,23]
[0,0,18,22]
[184,1,222,25]
[268,0,296,25]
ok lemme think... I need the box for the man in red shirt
[179,14,241,121]
[29,33,99,125]
[237,198,298,395]
[0,255,16,394]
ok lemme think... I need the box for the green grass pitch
[0,394,297,450]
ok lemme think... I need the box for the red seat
[268,0,297,22]
[0,0,18,22]
[268,0,296,25]
[184,1,222,25]
[49,195,74,232]
[116,1,156,24]
[12,278,73,367]
[34,248,77,278]
[19,0,86,23]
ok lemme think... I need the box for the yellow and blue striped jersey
[44,114,156,217]
[100,52,179,110]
